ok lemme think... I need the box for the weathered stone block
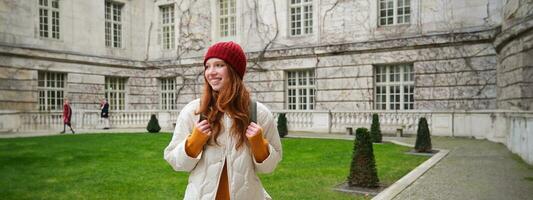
[317,90,372,102]
[129,86,158,96]
[316,65,373,78]
[68,74,104,84]
[260,58,318,70]
[416,70,496,87]
[499,52,525,72]
[68,93,102,105]
[416,56,496,74]
[0,67,34,79]
[317,77,372,90]
[248,70,287,82]
[130,103,158,110]
[254,92,284,103]
[521,83,533,98]
[67,83,103,94]
[416,85,496,100]
[499,84,523,99]
[129,95,158,104]
[0,102,37,111]
[128,77,158,86]
[0,79,34,90]
[497,68,523,87]
[316,101,372,111]
[246,80,284,92]
[0,90,35,102]
[416,99,496,110]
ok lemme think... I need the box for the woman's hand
[195,120,212,135]
[246,122,262,138]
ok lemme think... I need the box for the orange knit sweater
[184,127,270,200]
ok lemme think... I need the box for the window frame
[38,0,60,39]
[374,64,414,110]
[218,0,237,39]
[160,4,175,50]
[104,77,127,111]
[160,77,177,110]
[286,70,316,110]
[38,71,66,111]
[289,0,314,37]
[378,0,411,26]
[105,1,123,48]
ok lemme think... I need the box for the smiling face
[204,58,230,91]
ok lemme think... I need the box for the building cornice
[494,14,533,53]
[248,28,498,61]
[0,28,499,69]
[147,28,500,68]
[0,43,146,69]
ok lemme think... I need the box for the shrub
[347,128,379,188]
[370,113,382,143]
[414,117,432,152]
[277,113,288,138]
[146,114,161,133]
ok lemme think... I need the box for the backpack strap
[249,100,257,124]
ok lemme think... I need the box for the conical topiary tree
[414,117,432,152]
[277,113,288,138]
[147,114,161,133]
[370,113,382,143]
[347,128,379,188]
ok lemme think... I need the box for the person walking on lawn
[164,41,282,200]
[60,98,75,134]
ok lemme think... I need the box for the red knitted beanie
[204,41,247,79]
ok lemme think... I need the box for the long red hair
[196,64,251,149]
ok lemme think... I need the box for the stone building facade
[0,0,531,113]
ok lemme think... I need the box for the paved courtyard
[289,133,533,200]
[392,137,533,200]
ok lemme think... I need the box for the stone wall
[0,47,149,111]
[0,0,148,60]
[0,31,500,112]
[508,113,533,165]
[0,0,514,112]
[0,67,36,111]
[67,73,104,110]
[157,29,498,111]
[145,0,502,60]
[495,0,533,110]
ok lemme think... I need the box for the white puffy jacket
[164,99,283,200]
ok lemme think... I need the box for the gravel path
[392,137,533,200]
[288,133,533,200]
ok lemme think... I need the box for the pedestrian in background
[101,98,110,129]
[61,98,75,134]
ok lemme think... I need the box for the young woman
[164,41,282,200]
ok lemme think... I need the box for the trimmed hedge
[277,113,288,138]
[147,114,161,133]
[414,117,432,152]
[347,127,379,187]
[370,113,382,143]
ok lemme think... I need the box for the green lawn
[0,133,428,200]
